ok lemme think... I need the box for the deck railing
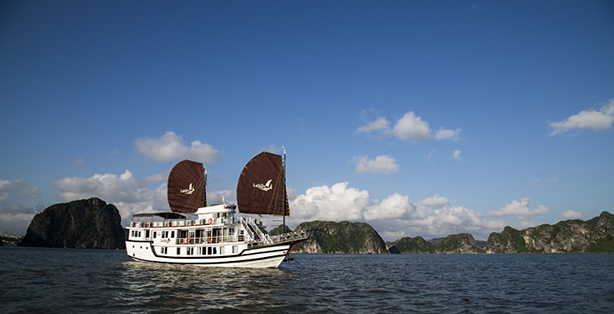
[269,229,308,245]
[129,218,235,228]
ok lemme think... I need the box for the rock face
[20,198,126,249]
[293,220,388,254]
[390,234,482,254]
[485,211,614,253]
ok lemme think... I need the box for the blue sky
[1,0,613,239]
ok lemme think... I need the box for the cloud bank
[290,182,505,240]
[52,170,162,225]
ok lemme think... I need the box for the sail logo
[253,179,273,191]
[180,183,195,195]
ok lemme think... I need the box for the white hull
[126,240,301,268]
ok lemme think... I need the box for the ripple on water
[2,248,614,313]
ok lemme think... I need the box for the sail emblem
[180,183,195,195]
[253,179,273,192]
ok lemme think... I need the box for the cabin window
[177,247,180,255]
[213,247,217,255]
[153,232,157,239]
[232,246,238,254]
[171,231,175,238]
[145,230,150,238]
[207,247,212,255]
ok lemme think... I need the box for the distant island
[13,197,613,254]
[278,212,614,254]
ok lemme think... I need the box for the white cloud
[356,117,390,133]
[289,182,504,240]
[357,111,461,142]
[364,193,411,221]
[452,149,462,161]
[135,131,220,162]
[291,182,372,222]
[391,112,431,141]
[355,155,399,174]
[418,195,450,208]
[435,127,462,141]
[489,197,550,217]
[561,210,583,219]
[549,99,614,135]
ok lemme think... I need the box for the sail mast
[204,167,208,207]
[282,147,287,230]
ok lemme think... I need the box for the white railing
[130,217,235,228]
[269,229,308,245]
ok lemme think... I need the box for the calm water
[1,247,613,313]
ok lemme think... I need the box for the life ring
[208,237,213,244]
[144,222,148,228]
[185,238,190,244]
[208,218,213,224]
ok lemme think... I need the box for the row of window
[157,246,239,256]
[153,231,175,239]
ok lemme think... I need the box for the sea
[1,247,613,314]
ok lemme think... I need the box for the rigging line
[299,202,314,218]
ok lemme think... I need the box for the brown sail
[237,152,289,216]
[167,160,206,213]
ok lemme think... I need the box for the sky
[1,0,613,240]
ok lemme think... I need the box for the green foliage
[585,236,614,253]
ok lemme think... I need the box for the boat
[125,150,307,268]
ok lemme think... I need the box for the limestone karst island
[15,198,614,254]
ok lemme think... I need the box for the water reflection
[115,260,294,312]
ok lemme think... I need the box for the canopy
[133,212,187,219]
[167,160,206,213]
[236,152,289,216]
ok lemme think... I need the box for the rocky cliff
[293,220,388,254]
[387,236,435,254]
[20,198,126,249]
[485,211,614,253]
[389,233,483,254]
